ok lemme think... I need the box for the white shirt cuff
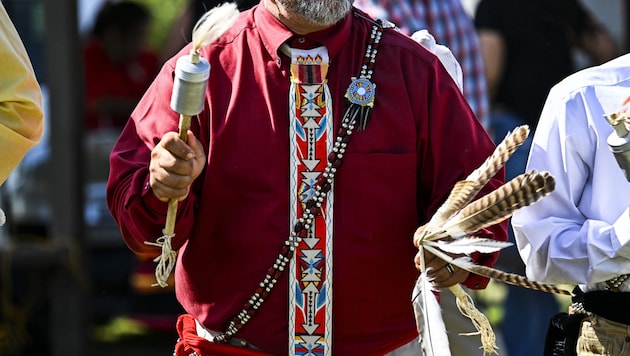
[613,206,630,259]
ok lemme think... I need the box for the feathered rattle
[145,3,239,288]
[413,125,572,356]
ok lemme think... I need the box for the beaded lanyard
[213,17,390,348]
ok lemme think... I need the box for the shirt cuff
[140,176,170,216]
[613,206,630,259]
[462,269,490,289]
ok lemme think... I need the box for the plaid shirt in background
[355,0,489,128]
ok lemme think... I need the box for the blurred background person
[84,0,159,131]
[353,0,489,128]
[82,0,159,201]
[83,0,181,336]
[474,0,618,355]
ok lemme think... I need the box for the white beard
[277,0,353,26]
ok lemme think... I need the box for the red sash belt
[174,314,274,356]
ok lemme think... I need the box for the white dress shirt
[512,53,630,292]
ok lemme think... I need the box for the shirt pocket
[334,151,418,246]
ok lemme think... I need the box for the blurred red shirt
[84,39,159,130]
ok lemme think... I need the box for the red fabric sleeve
[106,58,201,257]
[414,51,508,290]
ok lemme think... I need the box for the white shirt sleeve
[411,29,464,93]
[512,61,630,290]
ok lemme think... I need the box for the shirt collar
[255,4,353,63]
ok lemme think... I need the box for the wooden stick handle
[163,114,192,236]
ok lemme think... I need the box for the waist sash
[573,287,630,325]
[574,288,630,325]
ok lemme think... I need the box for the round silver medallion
[346,77,375,106]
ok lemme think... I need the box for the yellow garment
[0,3,43,185]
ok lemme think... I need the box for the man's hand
[414,249,469,288]
[149,130,206,202]
[413,225,469,288]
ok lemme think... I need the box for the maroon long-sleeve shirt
[107,5,506,355]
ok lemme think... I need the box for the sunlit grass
[474,279,508,326]
[132,0,188,50]
[473,279,574,330]
[92,317,150,343]
[554,284,574,311]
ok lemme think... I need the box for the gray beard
[277,0,353,26]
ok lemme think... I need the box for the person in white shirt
[512,53,630,356]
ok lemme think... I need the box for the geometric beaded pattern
[288,46,333,356]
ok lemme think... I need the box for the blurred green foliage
[133,0,187,51]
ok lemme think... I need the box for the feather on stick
[191,3,239,53]
[146,3,239,288]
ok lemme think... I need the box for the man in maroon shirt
[106,0,507,355]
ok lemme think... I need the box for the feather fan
[412,125,572,356]
[147,3,240,288]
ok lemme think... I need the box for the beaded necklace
[214,15,391,345]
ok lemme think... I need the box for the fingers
[413,249,469,288]
[186,130,208,179]
[149,131,206,202]
[431,263,468,288]
[413,225,426,248]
